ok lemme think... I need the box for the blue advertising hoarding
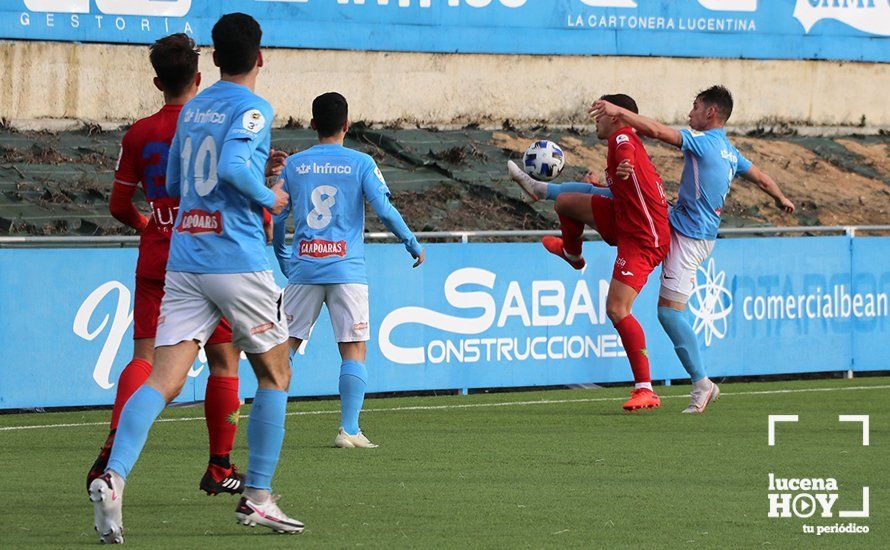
[1,1,888,62]
[0,236,887,409]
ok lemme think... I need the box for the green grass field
[2,377,886,548]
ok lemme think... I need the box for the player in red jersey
[516,94,669,411]
[87,34,281,496]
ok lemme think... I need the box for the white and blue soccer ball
[522,140,566,181]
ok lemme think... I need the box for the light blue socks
[106,385,166,480]
[339,360,368,435]
[546,182,614,201]
[658,306,707,382]
[246,389,288,491]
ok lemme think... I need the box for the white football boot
[235,494,305,534]
[507,160,546,202]
[89,472,124,544]
[682,378,721,414]
[334,427,379,448]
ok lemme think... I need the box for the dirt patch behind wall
[491,131,889,229]
[0,127,887,238]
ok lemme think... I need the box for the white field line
[1,384,888,433]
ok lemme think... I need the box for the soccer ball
[522,140,566,181]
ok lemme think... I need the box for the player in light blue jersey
[88,14,305,543]
[592,86,795,413]
[273,92,424,449]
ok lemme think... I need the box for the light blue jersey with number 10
[165,80,276,274]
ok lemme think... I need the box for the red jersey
[604,127,670,249]
[112,105,182,280]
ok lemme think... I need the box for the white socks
[563,248,582,261]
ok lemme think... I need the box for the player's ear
[342,120,349,133]
[256,50,264,69]
[152,77,164,93]
[310,119,317,132]
[194,72,202,88]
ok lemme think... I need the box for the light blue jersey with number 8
[165,81,276,274]
[273,143,421,285]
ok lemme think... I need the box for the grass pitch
[1,377,886,548]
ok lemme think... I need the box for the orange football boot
[623,388,661,411]
[541,236,586,270]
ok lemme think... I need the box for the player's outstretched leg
[507,159,615,203]
[508,160,548,201]
[200,336,245,496]
[658,304,720,413]
[235,342,304,534]
[86,356,152,492]
[335,358,377,448]
[542,193,602,270]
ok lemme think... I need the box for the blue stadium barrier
[2,1,888,62]
[0,236,887,409]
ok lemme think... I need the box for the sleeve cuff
[258,187,276,209]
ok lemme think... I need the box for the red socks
[204,375,240,458]
[108,362,240,461]
[109,358,153,431]
[558,213,584,257]
[614,315,651,385]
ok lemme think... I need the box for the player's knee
[554,194,568,215]
[206,345,240,377]
[657,306,672,327]
[264,368,291,391]
[147,376,185,402]
[606,305,629,325]
[256,362,291,391]
[338,341,367,362]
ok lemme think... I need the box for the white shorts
[283,284,370,343]
[659,230,715,303]
[156,271,288,354]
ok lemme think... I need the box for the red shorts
[589,196,668,293]
[612,239,669,293]
[133,275,233,344]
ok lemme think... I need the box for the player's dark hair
[212,13,262,76]
[600,94,639,115]
[312,92,349,138]
[697,85,734,122]
[149,33,199,96]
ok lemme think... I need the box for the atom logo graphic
[689,258,733,347]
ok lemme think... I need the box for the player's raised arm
[110,130,149,231]
[590,100,683,148]
[362,160,424,267]
[739,163,796,214]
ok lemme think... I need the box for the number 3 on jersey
[180,135,219,197]
[307,185,338,229]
